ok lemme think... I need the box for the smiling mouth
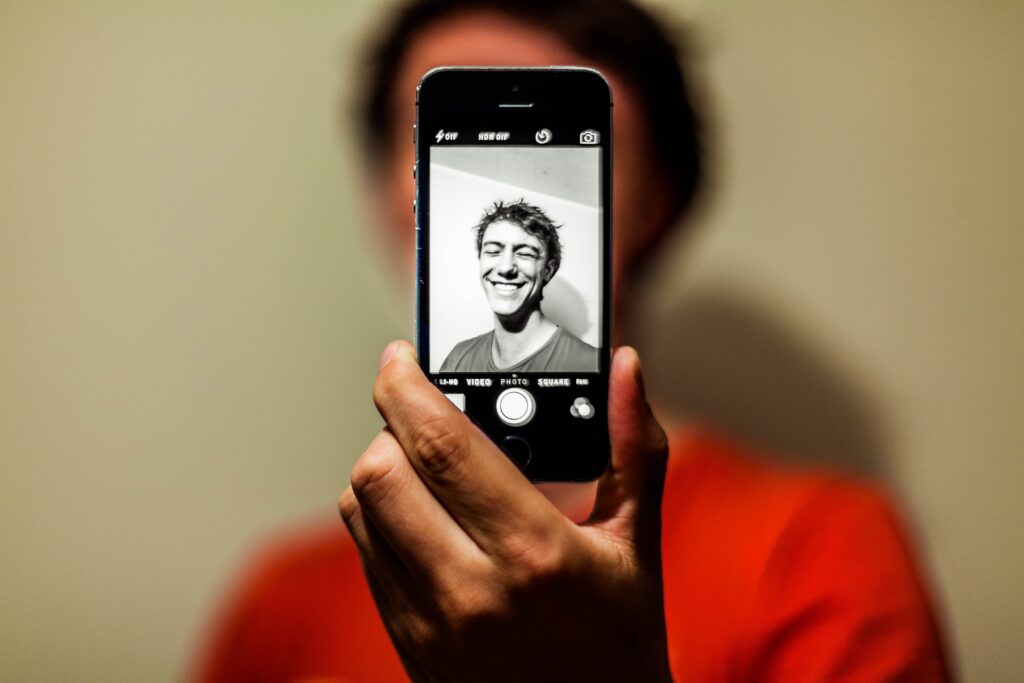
[488,280,525,295]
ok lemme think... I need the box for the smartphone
[415,67,612,482]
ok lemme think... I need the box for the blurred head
[475,200,561,319]
[356,0,702,321]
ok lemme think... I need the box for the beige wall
[1,1,1021,681]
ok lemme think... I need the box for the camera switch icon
[570,397,595,420]
[579,129,600,144]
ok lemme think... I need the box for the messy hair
[474,200,562,274]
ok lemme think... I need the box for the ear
[543,258,559,283]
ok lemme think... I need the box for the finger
[338,486,413,609]
[373,341,564,555]
[339,487,437,683]
[587,347,669,549]
[350,429,484,582]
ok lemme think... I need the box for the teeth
[492,282,521,293]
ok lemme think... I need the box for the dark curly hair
[356,0,703,232]
[474,200,562,274]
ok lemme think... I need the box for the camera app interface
[429,140,603,378]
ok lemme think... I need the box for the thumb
[587,346,669,548]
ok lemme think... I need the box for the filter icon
[570,397,595,420]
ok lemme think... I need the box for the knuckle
[502,527,572,591]
[337,487,359,525]
[372,356,412,414]
[379,602,455,665]
[350,447,400,502]
[443,586,508,635]
[412,415,466,479]
[432,560,506,637]
[391,609,443,653]
[409,622,444,654]
[372,367,393,415]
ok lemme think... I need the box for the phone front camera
[510,83,520,93]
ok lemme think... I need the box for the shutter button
[495,388,535,426]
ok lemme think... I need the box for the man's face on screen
[478,220,553,318]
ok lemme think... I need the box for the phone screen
[416,68,611,481]
[428,144,603,374]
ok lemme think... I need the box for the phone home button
[501,436,532,470]
[495,387,536,426]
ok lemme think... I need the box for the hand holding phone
[339,342,672,682]
[340,68,671,681]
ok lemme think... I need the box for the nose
[497,247,516,277]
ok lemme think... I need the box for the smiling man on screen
[440,199,598,372]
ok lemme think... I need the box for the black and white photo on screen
[429,145,602,373]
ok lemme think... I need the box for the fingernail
[379,341,401,370]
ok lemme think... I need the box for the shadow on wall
[640,284,891,479]
[543,277,591,342]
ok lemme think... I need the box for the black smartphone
[415,67,612,482]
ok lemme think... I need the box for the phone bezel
[415,67,613,482]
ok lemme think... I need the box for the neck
[491,308,556,368]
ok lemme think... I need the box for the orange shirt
[193,430,951,682]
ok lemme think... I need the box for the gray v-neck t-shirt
[440,327,598,373]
